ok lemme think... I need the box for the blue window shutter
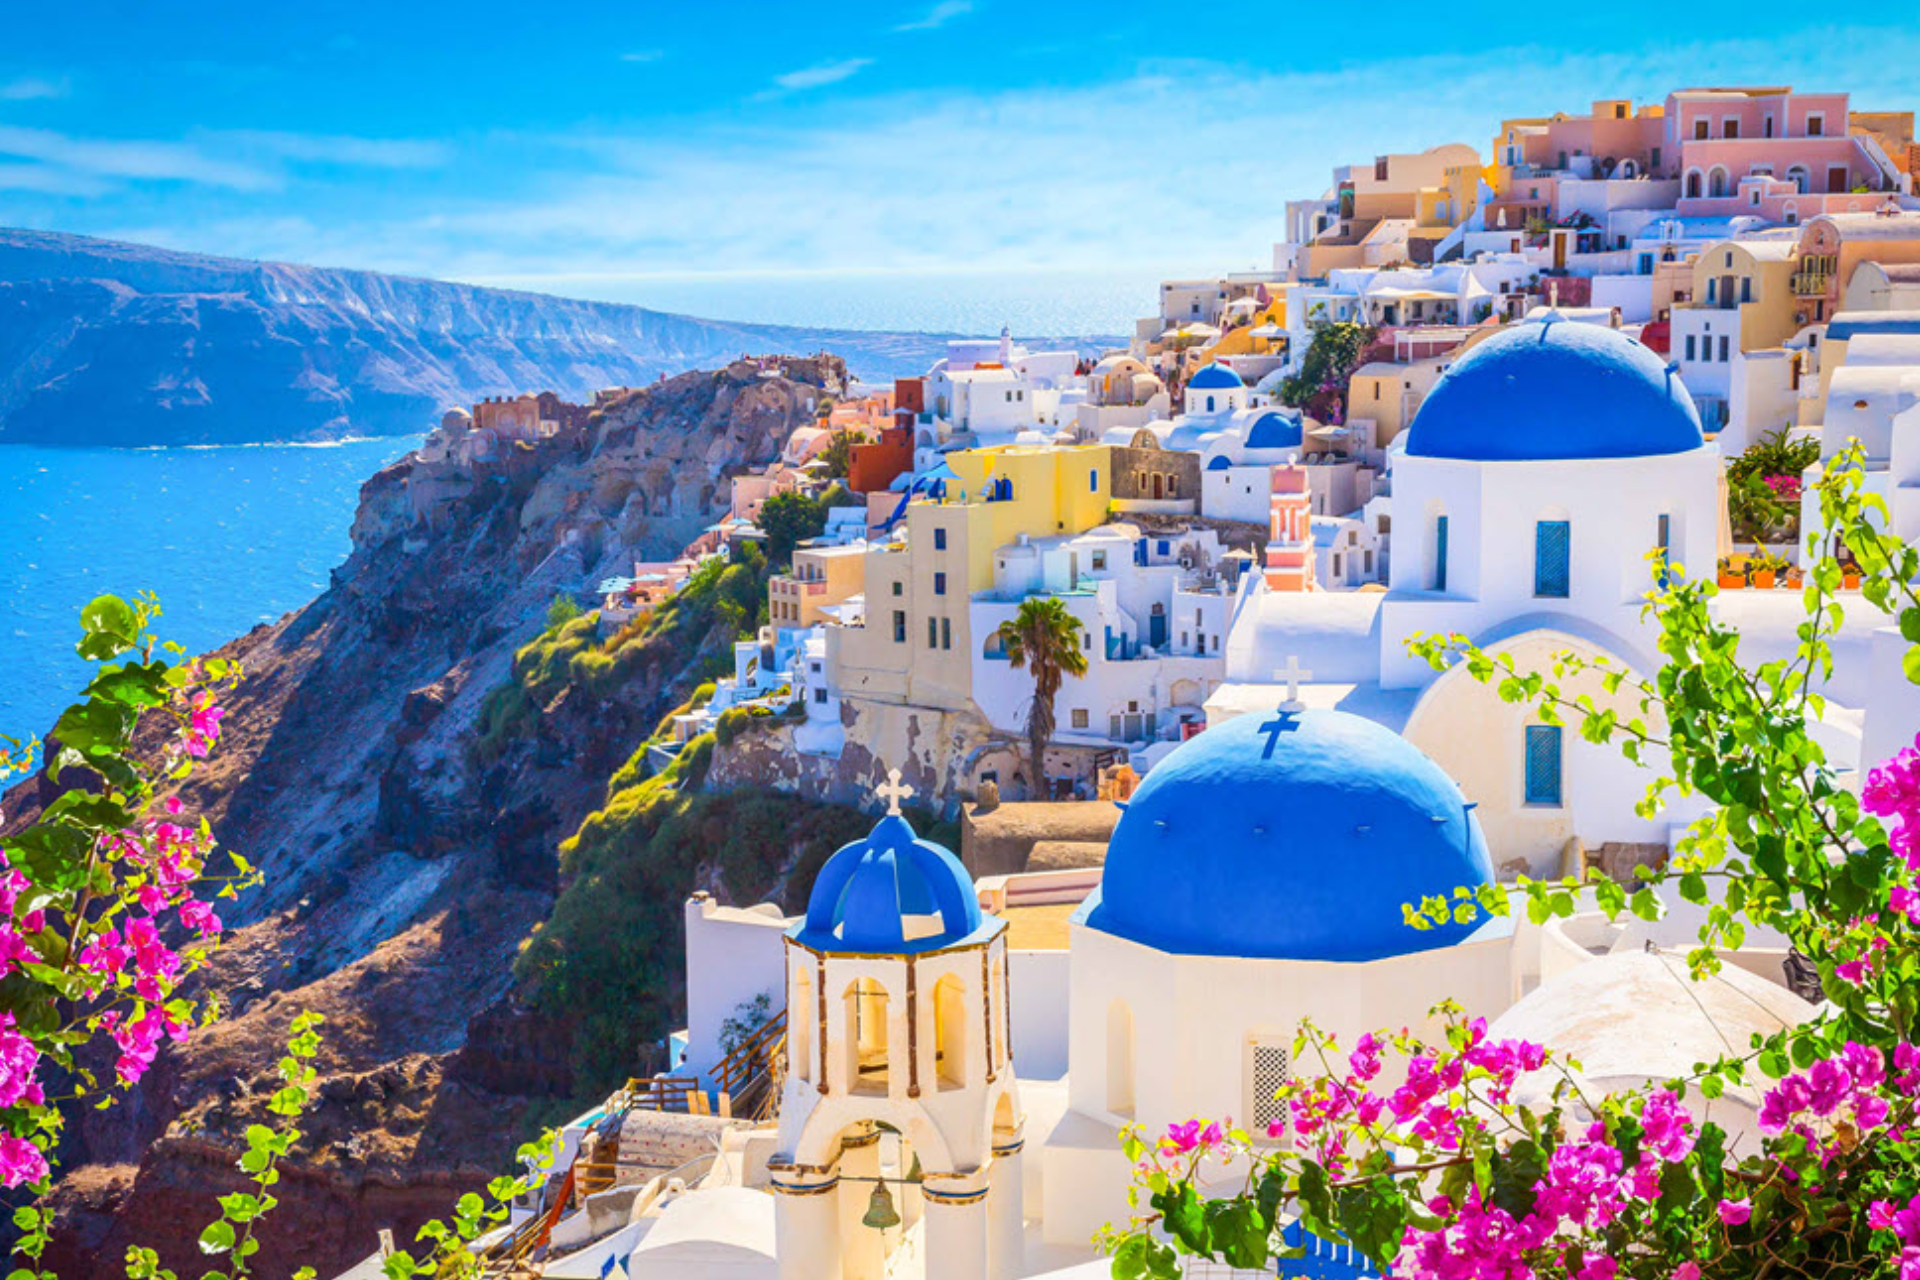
[1434,515,1449,592]
[1525,725,1563,805]
[1535,521,1570,597]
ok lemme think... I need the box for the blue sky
[4,2,1920,304]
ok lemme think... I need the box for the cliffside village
[344,84,1920,1280]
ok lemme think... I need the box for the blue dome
[1206,454,1232,471]
[1245,411,1303,451]
[1187,364,1244,390]
[793,815,988,954]
[1085,709,1493,962]
[1405,314,1704,461]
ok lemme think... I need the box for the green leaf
[198,1221,236,1256]
[76,595,140,660]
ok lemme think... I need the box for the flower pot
[1783,569,1803,589]
[1753,569,1776,590]
[1717,571,1746,589]
[1843,571,1862,590]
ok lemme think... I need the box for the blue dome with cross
[1187,363,1244,390]
[791,777,992,955]
[1404,312,1704,462]
[1084,706,1494,962]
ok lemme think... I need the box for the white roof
[627,1188,777,1278]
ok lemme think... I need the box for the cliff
[0,357,857,1276]
[0,228,985,447]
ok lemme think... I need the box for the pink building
[1262,465,1317,593]
[1668,88,1908,220]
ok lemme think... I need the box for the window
[1719,335,1730,363]
[941,617,952,650]
[1685,335,1697,362]
[1650,147,1662,171]
[1433,515,1449,592]
[1741,278,1752,304]
[1091,551,1107,571]
[1247,1038,1292,1141]
[892,580,903,596]
[934,572,947,596]
[1706,279,1717,304]
[1656,513,1672,587]
[1089,468,1100,492]
[1534,520,1571,598]
[1524,725,1564,806]
[1693,118,1709,141]
[1157,540,1170,556]
[1071,709,1089,729]
[892,610,906,643]
[1723,117,1739,140]
[933,527,947,551]
[1807,112,1824,137]
[927,616,938,649]
[814,687,827,704]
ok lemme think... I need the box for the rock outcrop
[1,357,846,1277]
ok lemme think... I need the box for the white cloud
[895,1,973,32]
[0,161,110,196]
[214,130,451,169]
[0,125,276,191]
[619,49,666,63]
[771,58,874,92]
[0,76,68,101]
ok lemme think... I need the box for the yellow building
[829,445,1114,712]
[1345,356,1453,451]
[768,541,867,628]
[1678,240,1803,353]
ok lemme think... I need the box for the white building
[970,525,1230,757]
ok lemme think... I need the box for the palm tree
[994,597,1090,800]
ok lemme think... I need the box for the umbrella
[1226,297,1260,313]
[1249,324,1285,339]
[1181,323,1222,338]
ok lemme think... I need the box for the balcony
[1791,271,1831,297]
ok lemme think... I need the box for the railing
[1791,271,1831,296]
[714,1008,788,1118]
[618,1075,702,1114]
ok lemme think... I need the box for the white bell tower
[770,776,1025,1280]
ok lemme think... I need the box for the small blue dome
[1206,454,1232,471]
[1245,411,1303,451]
[1086,709,1493,962]
[1187,364,1244,390]
[1405,314,1704,461]
[793,815,987,954]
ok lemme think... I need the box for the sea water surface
[0,438,421,744]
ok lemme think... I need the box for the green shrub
[547,593,583,629]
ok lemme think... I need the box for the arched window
[1787,165,1810,195]
[1685,170,1703,199]
[1708,167,1730,198]
[792,967,815,1084]
[1205,395,1216,413]
[1167,474,1179,497]
[1106,999,1135,1115]
[933,973,968,1089]
[844,978,890,1095]
[1534,519,1571,598]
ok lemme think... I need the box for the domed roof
[1404,314,1704,461]
[1245,410,1303,451]
[1085,709,1493,962]
[1187,363,1244,390]
[792,814,988,954]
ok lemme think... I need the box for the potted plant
[1716,556,1747,590]
[1749,547,1785,590]
[1842,557,1863,590]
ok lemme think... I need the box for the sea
[0,274,1155,745]
[0,438,422,747]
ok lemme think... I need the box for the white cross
[1274,656,1313,712]
[876,768,915,817]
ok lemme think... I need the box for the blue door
[1149,605,1167,649]
[1525,725,1564,806]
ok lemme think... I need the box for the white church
[385,312,1905,1280]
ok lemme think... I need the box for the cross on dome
[1256,657,1313,760]
[1275,656,1312,711]
[876,768,915,816]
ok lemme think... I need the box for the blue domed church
[1039,703,1514,1248]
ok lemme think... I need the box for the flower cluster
[1865,735,1920,872]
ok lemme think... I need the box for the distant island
[0,228,1115,448]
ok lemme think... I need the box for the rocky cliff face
[0,357,843,1277]
[0,228,968,446]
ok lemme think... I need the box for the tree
[1099,448,1920,1280]
[757,490,828,565]
[993,598,1089,798]
[1277,321,1377,424]
[818,430,865,481]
